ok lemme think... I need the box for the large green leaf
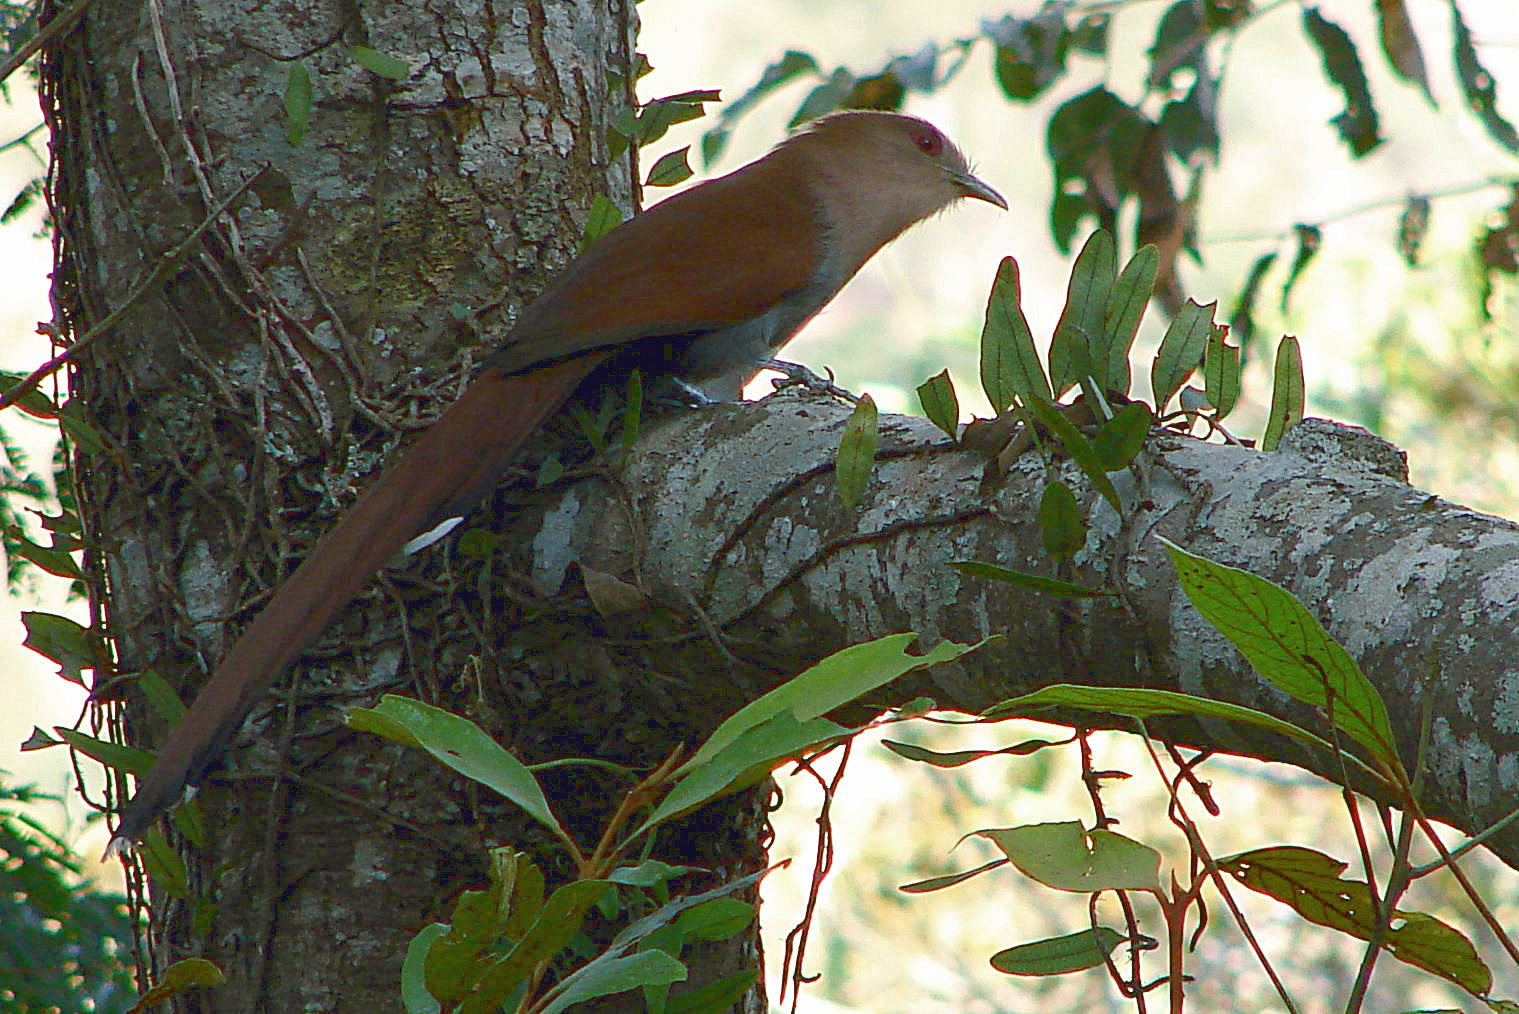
[979,256,1050,411]
[980,821,1160,893]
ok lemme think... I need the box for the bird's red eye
[912,128,943,157]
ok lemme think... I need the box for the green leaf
[1260,336,1305,451]
[1302,8,1382,157]
[980,821,1161,893]
[1037,479,1086,559]
[52,727,155,778]
[978,683,1392,787]
[1201,326,1240,420]
[644,147,693,187]
[1025,398,1121,513]
[1228,254,1276,357]
[1050,231,1116,396]
[608,861,703,888]
[664,969,760,1014]
[1221,846,1492,995]
[346,696,570,844]
[916,370,959,440]
[990,927,1127,976]
[1374,0,1432,102]
[948,560,1112,599]
[1161,540,1399,766]
[836,394,878,510]
[1100,244,1158,393]
[9,531,82,580]
[1150,299,1215,412]
[22,611,93,684]
[284,63,312,146]
[979,256,1050,411]
[581,195,625,248]
[348,45,410,80]
[1450,0,1519,154]
[701,51,818,164]
[899,859,1008,894]
[882,737,1061,767]
[1280,224,1322,311]
[1091,401,1151,471]
[402,924,449,1014]
[1397,195,1431,266]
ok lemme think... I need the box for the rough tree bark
[41,0,1519,1011]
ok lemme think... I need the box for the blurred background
[4,0,1517,1010]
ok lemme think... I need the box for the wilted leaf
[1301,8,1382,157]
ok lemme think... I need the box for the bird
[105,109,1005,857]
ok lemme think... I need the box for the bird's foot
[760,359,859,403]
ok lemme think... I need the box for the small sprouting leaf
[643,147,693,187]
[1451,1,1519,154]
[1091,401,1151,471]
[1373,0,1431,102]
[979,256,1050,412]
[284,63,313,146]
[949,560,1113,598]
[1050,231,1116,396]
[348,45,410,80]
[1150,299,1215,412]
[1260,336,1305,452]
[1038,479,1086,559]
[1281,224,1322,311]
[990,927,1128,976]
[1101,244,1159,393]
[1161,540,1398,766]
[1301,8,1382,157]
[980,821,1161,893]
[1397,195,1430,266]
[581,195,625,248]
[916,370,959,440]
[1221,846,1492,995]
[1202,326,1240,421]
[836,394,878,511]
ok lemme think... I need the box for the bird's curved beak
[951,169,1007,210]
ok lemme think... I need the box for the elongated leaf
[1228,254,1276,356]
[1281,224,1322,311]
[1161,540,1398,767]
[403,924,449,1014]
[1050,231,1116,395]
[900,859,1008,894]
[1222,846,1492,995]
[348,45,410,80]
[1150,299,1215,411]
[980,821,1161,893]
[836,394,878,510]
[1025,398,1121,513]
[1202,328,1240,420]
[536,951,686,1014]
[991,927,1127,976]
[701,51,819,164]
[284,63,312,146]
[1261,336,1305,451]
[1451,1,1519,154]
[52,727,154,778]
[1091,401,1151,470]
[977,683,1391,787]
[1302,8,1382,157]
[883,736,1061,768]
[949,560,1113,598]
[1101,244,1159,392]
[916,370,959,440]
[979,257,1050,411]
[1374,0,1431,102]
[1038,479,1086,559]
[347,696,568,843]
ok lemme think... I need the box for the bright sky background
[1,2,1516,1001]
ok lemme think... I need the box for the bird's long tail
[106,353,606,855]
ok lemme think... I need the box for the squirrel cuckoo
[106,110,1004,856]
